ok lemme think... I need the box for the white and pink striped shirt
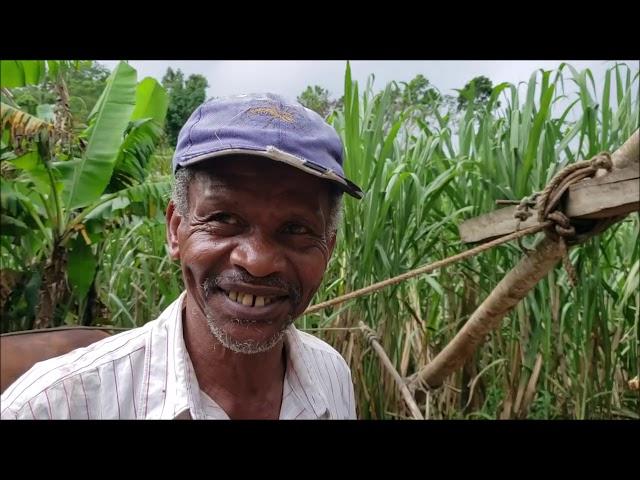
[1,292,357,420]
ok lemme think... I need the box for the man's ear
[166,201,182,261]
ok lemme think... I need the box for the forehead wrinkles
[194,169,328,216]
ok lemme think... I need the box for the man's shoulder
[1,293,187,419]
[290,327,357,419]
[0,323,153,417]
[293,328,351,374]
[2,293,186,413]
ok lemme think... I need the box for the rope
[305,154,617,317]
[534,152,616,287]
[303,221,551,315]
[405,152,627,391]
[537,152,613,227]
[512,192,540,253]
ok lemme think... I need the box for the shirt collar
[142,292,329,419]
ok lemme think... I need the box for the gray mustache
[202,270,301,306]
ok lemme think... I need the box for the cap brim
[176,147,364,199]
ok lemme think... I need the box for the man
[1,93,364,420]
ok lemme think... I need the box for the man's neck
[181,298,286,418]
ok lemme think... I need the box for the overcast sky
[97,60,637,102]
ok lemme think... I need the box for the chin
[205,311,291,355]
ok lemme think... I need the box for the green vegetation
[1,60,638,419]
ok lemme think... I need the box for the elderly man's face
[167,156,337,354]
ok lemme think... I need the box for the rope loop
[536,152,613,240]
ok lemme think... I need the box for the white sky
[97,60,638,102]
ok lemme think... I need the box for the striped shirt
[1,292,357,420]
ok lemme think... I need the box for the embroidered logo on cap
[246,106,296,123]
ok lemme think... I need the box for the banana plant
[0,60,170,330]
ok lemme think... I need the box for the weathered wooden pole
[410,130,639,391]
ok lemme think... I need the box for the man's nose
[229,234,287,278]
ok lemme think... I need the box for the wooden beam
[458,129,640,244]
[459,206,539,244]
[566,165,639,219]
[414,129,639,391]
[459,164,639,243]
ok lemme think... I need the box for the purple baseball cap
[172,93,363,199]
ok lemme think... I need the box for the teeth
[226,290,278,307]
[242,294,254,306]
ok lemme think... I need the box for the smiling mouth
[218,288,288,308]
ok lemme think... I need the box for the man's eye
[283,224,310,235]
[212,213,240,225]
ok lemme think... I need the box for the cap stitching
[184,106,204,156]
